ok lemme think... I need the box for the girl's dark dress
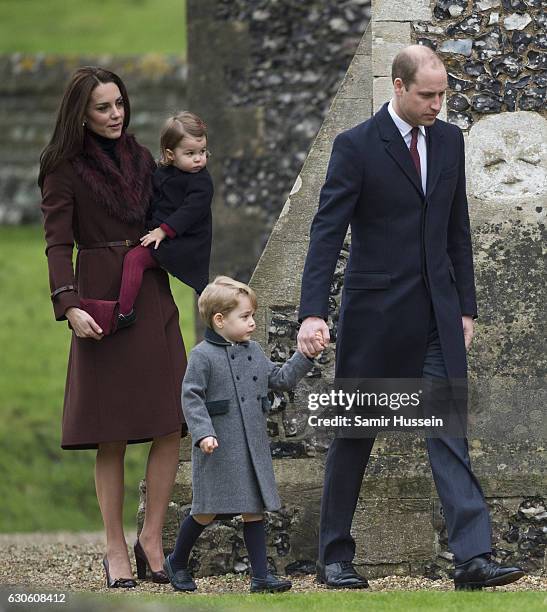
[117,164,213,316]
[148,165,213,294]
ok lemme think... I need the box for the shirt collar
[387,100,426,140]
[204,327,250,347]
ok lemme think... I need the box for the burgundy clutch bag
[78,299,119,336]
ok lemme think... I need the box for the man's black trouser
[318,314,492,565]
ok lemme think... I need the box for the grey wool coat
[182,327,314,515]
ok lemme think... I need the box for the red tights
[118,246,159,315]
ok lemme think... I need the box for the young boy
[163,276,322,593]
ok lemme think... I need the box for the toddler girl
[116,111,213,329]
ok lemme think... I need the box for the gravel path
[0,531,544,596]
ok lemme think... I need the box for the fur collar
[72,131,156,225]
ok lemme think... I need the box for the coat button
[241,397,245,402]
[248,356,252,361]
[253,376,257,381]
[231,355,235,360]
[236,375,240,380]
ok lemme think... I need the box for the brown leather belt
[76,240,137,250]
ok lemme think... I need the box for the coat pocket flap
[345,272,391,290]
[205,399,230,416]
[261,396,271,413]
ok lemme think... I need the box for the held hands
[66,307,103,340]
[140,227,167,249]
[199,436,218,454]
[297,317,329,358]
[462,315,474,350]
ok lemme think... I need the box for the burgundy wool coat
[40,134,187,450]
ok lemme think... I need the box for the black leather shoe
[117,309,136,331]
[102,555,137,589]
[163,554,197,592]
[134,539,169,584]
[250,572,292,593]
[454,555,525,590]
[317,561,369,589]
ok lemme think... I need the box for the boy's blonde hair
[198,276,257,329]
[158,111,207,166]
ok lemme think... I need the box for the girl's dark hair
[38,66,130,187]
[158,111,207,166]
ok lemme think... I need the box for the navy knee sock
[243,519,268,579]
[170,515,207,571]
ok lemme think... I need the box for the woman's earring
[82,120,87,127]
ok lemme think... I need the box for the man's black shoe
[163,555,197,592]
[454,555,524,590]
[317,561,369,589]
[250,572,292,593]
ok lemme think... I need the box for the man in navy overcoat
[297,45,524,590]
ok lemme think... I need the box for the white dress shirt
[387,100,428,193]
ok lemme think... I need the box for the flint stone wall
[0,54,187,224]
[162,0,546,579]
[186,0,371,281]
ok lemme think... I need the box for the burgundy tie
[410,127,421,181]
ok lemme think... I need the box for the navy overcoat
[147,165,213,294]
[299,103,477,379]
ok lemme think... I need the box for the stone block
[171,460,193,504]
[372,0,433,22]
[353,497,436,564]
[372,22,412,77]
[360,562,411,578]
[318,97,373,138]
[465,112,547,206]
[179,435,193,462]
[338,52,374,99]
[373,76,394,111]
[355,23,373,57]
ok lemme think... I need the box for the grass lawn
[0,0,186,55]
[76,590,547,612]
[0,225,195,532]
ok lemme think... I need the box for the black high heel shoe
[134,539,169,584]
[102,555,137,589]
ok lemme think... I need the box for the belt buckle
[125,239,131,247]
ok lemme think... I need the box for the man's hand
[66,307,103,340]
[199,436,218,454]
[462,315,474,350]
[140,227,167,249]
[297,317,329,358]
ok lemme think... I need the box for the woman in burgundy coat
[39,67,186,587]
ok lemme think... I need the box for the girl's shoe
[117,309,136,331]
[133,539,169,584]
[250,572,292,593]
[163,554,197,591]
[102,555,137,589]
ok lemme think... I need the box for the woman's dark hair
[38,66,130,187]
